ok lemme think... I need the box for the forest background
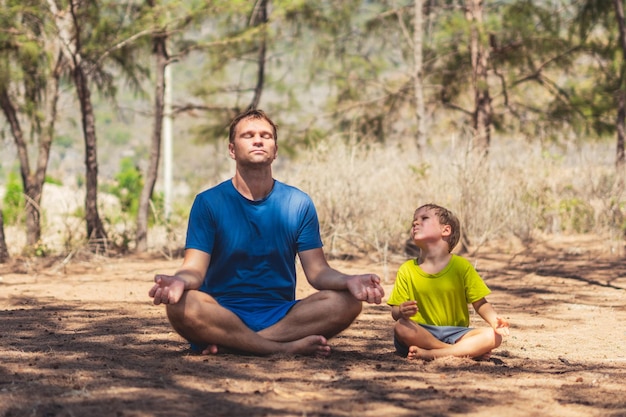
[3,3,626,416]
[1,0,626,265]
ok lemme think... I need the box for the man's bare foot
[196,335,329,357]
[284,335,331,357]
[201,344,219,355]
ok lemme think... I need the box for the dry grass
[278,134,625,262]
[3,134,625,263]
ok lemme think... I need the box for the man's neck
[232,168,274,201]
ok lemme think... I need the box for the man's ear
[228,142,235,160]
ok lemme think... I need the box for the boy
[387,204,510,360]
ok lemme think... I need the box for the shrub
[2,172,24,225]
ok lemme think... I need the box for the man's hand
[346,274,384,304]
[149,275,186,305]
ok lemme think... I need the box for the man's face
[228,117,278,167]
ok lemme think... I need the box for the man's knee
[336,290,363,318]
[165,301,192,337]
[165,291,203,334]
[314,290,362,324]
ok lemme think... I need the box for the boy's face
[411,207,451,245]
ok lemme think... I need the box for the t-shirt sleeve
[185,194,215,254]
[387,262,411,306]
[296,196,323,252]
[463,260,491,303]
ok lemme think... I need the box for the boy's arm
[472,298,510,336]
[391,301,418,321]
[391,305,402,321]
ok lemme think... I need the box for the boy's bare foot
[408,345,492,361]
[407,345,436,361]
[475,351,492,361]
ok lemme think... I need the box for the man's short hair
[229,109,278,144]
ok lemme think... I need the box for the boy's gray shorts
[394,323,473,357]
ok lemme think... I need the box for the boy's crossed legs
[394,318,502,360]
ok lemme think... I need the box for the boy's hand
[399,300,418,319]
[494,316,510,336]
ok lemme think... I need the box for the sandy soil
[1,234,625,417]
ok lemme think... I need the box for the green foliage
[2,171,24,225]
[108,128,132,146]
[54,134,74,149]
[558,197,595,233]
[76,174,85,189]
[22,240,50,258]
[107,157,144,216]
[44,176,62,186]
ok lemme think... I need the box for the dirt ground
[1,234,625,417]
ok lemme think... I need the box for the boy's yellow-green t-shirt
[387,254,491,327]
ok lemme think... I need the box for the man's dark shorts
[189,297,299,352]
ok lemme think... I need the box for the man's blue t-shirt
[185,179,323,307]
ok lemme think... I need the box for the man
[149,109,384,356]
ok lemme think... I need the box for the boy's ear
[441,224,452,237]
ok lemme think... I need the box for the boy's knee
[393,319,413,341]
[493,332,503,348]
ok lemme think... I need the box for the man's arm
[298,248,384,304]
[149,248,210,305]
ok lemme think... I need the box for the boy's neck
[417,246,452,274]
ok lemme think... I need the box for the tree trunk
[465,0,492,155]
[47,0,107,252]
[617,91,626,173]
[0,210,8,263]
[413,0,426,150]
[0,89,40,246]
[136,32,168,253]
[613,0,626,171]
[73,65,107,250]
[247,0,268,110]
[0,83,60,248]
